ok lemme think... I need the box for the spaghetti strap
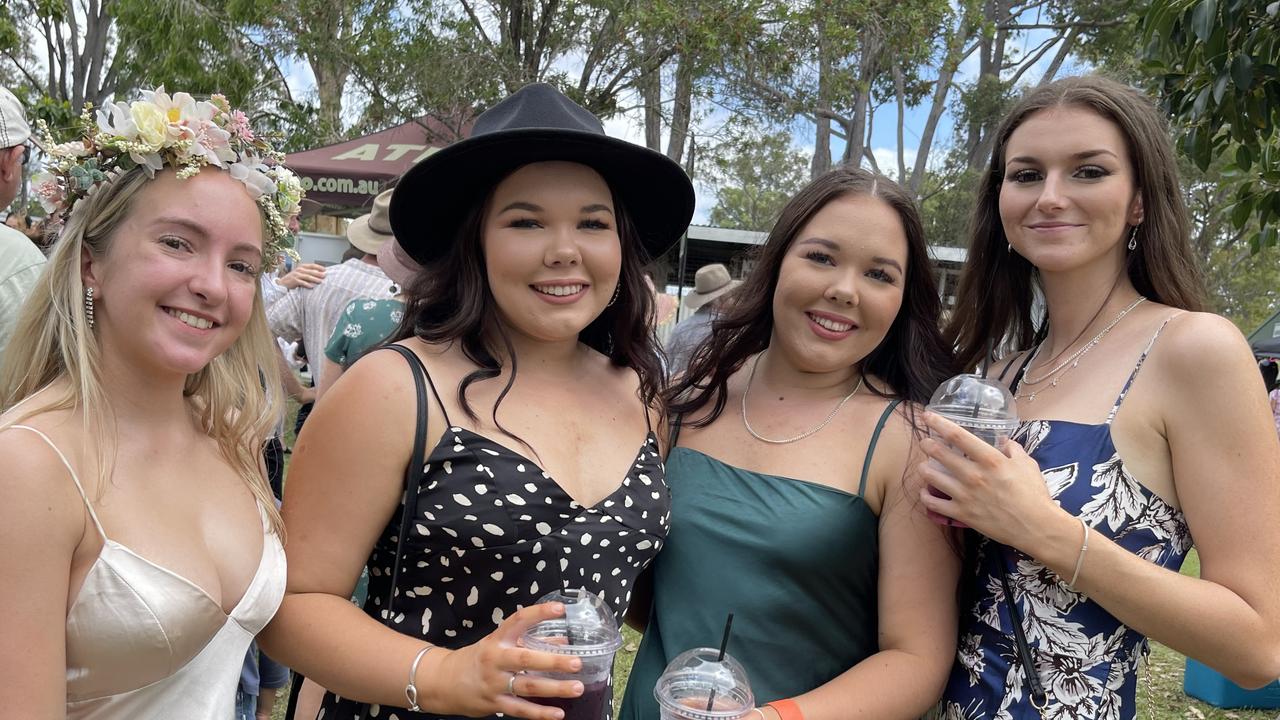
[668,414,683,449]
[1007,349,1037,394]
[380,344,453,428]
[8,424,108,541]
[1106,313,1182,425]
[859,400,902,497]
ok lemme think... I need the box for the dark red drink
[537,679,610,720]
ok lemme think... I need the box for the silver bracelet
[406,644,436,711]
[1068,518,1090,587]
[751,709,767,720]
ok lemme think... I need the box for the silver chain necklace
[741,352,864,444]
[1016,296,1147,403]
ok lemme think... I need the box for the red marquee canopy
[287,116,469,210]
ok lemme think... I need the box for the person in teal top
[324,297,404,366]
[622,166,962,720]
[316,218,421,402]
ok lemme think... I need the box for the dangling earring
[84,287,95,329]
[606,283,621,307]
[1007,242,1013,253]
[1128,225,1139,251]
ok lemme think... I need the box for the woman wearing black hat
[258,84,694,720]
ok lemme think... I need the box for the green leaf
[1214,73,1230,103]
[1194,125,1214,171]
[1192,0,1217,43]
[1232,196,1255,227]
[1232,54,1254,89]
[1262,226,1279,251]
[1193,85,1213,117]
[1237,143,1253,170]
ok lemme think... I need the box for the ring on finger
[507,670,522,696]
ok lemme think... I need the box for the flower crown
[32,87,304,273]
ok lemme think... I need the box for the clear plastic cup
[522,588,623,720]
[654,648,755,720]
[926,374,1020,527]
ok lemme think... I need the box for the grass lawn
[272,399,1275,718]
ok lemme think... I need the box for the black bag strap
[288,344,430,720]
[998,548,1048,710]
[382,343,431,618]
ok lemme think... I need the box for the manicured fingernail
[572,682,584,695]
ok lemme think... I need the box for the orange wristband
[766,699,804,720]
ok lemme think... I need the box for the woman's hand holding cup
[429,602,584,720]
[918,411,1060,550]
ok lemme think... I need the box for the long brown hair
[389,178,664,430]
[946,75,1207,372]
[668,165,958,425]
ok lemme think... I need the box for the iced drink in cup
[654,647,755,720]
[926,374,1020,528]
[522,588,623,720]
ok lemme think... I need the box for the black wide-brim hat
[389,83,696,265]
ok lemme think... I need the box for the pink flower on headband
[226,110,255,141]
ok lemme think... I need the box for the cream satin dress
[14,425,286,720]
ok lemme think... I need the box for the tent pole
[675,232,689,323]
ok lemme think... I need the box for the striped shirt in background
[266,257,397,369]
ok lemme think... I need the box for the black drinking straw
[973,338,995,418]
[705,613,735,711]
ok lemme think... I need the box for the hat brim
[347,215,392,255]
[682,280,741,312]
[389,128,695,265]
[378,238,423,289]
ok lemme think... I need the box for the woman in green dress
[621,166,961,720]
[317,218,421,401]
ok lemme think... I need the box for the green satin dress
[619,401,899,719]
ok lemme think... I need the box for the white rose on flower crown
[36,86,304,272]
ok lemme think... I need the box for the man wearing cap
[666,262,740,375]
[266,196,397,410]
[0,86,46,361]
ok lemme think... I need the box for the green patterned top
[323,298,405,368]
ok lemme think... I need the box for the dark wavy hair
[388,174,663,433]
[945,75,1207,372]
[667,165,958,425]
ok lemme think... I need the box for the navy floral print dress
[942,318,1194,720]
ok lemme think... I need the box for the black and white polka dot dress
[319,369,670,720]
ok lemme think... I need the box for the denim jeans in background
[234,688,257,720]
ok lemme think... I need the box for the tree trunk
[666,52,693,163]
[893,61,906,183]
[909,17,966,195]
[843,31,879,169]
[811,27,832,177]
[641,43,663,152]
[965,0,1013,169]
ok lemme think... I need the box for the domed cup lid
[520,587,623,657]
[927,373,1019,430]
[654,647,755,719]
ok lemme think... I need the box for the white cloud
[869,147,918,180]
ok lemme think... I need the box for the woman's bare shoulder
[0,417,89,547]
[1140,310,1253,386]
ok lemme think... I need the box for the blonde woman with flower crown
[0,89,303,718]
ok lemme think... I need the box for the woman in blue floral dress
[924,75,1280,719]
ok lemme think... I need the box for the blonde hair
[0,166,285,535]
